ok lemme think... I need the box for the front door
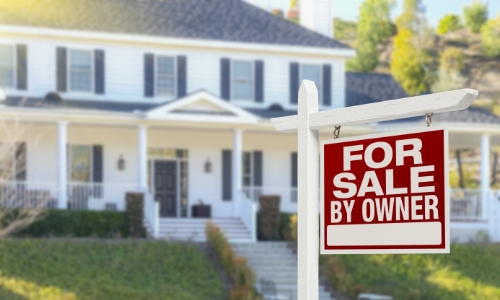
[154,160,177,217]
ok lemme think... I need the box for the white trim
[0,25,356,58]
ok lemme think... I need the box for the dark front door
[155,160,177,217]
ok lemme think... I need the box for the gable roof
[0,0,349,50]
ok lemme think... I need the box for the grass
[0,239,225,300]
[320,243,500,300]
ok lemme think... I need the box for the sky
[246,0,500,26]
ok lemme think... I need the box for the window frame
[155,55,177,98]
[242,151,253,187]
[230,60,254,101]
[299,63,323,105]
[68,144,93,183]
[0,44,16,89]
[68,48,94,93]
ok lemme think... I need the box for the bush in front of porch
[0,239,225,299]
[15,210,129,238]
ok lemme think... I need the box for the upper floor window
[0,45,15,88]
[231,60,253,100]
[156,55,176,97]
[69,49,93,92]
[300,64,322,103]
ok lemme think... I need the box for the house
[0,0,498,243]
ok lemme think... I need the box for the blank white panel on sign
[327,222,442,246]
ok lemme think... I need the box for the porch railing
[67,182,138,211]
[450,188,484,221]
[242,186,297,213]
[236,189,257,242]
[0,181,58,209]
[144,191,159,238]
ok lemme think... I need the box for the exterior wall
[0,34,346,110]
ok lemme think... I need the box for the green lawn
[0,239,225,300]
[320,243,500,300]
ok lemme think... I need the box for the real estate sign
[320,127,450,254]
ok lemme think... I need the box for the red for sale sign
[320,127,449,254]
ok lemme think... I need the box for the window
[0,45,15,88]
[300,64,322,103]
[156,56,176,96]
[69,145,92,182]
[242,151,252,187]
[232,61,253,100]
[69,49,92,92]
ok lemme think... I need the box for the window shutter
[56,47,67,92]
[253,151,263,187]
[289,62,299,104]
[291,152,297,187]
[177,55,187,97]
[16,45,27,90]
[15,142,27,181]
[220,58,230,101]
[222,150,232,201]
[254,60,264,103]
[322,64,331,106]
[94,49,105,94]
[144,53,155,97]
[92,145,103,198]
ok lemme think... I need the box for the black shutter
[144,53,155,97]
[177,55,187,97]
[290,62,299,104]
[291,152,297,187]
[56,47,67,92]
[220,58,230,100]
[92,145,103,198]
[254,60,264,103]
[15,142,26,181]
[94,50,105,94]
[253,151,262,187]
[322,64,331,106]
[222,150,232,201]
[16,45,27,90]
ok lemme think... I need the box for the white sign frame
[320,126,450,255]
[270,81,478,300]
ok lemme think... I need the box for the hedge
[15,210,129,238]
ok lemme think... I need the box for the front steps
[232,242,335,300]
[158,218,253,242]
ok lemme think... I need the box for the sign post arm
[297,80,319,300]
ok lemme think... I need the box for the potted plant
[192,199,211,218]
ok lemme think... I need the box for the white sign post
[271,81,478,300]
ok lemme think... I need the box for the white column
[138,125,148,192]
[297,81,319,300]
[232,129,243,216]
[480,134,490,221]
[57,121,67,209]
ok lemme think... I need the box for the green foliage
[257,212,294,241]
[390,28,429,95]
[125,192,146,238]
[320,244,500,299]
[395,0,425,34]
[15,210,128,238]
[481,13,500,58]
[0,239,225,299]
[437,14,463,34]
[205,221,261,300]
[463,1,488,33]
[348,0,395,72]
[440,48,466,73]
[333,18,357,40]
[431,48,467,93]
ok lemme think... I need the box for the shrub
[440,48,465,73]
[258,195,280,240]
[206,221,261,300]
[463,1,488,33]
[125,192,146,237]
[481,14,500,58]
[16,210,128,237]
[437,14,462,34]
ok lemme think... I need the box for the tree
[395,0,426,34]
[481,13,500,58]
[333,18,357,41]
[463,1,488,33]
[347,0,394,72]
[437,14,462,34]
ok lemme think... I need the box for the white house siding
[0,34,346,109]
